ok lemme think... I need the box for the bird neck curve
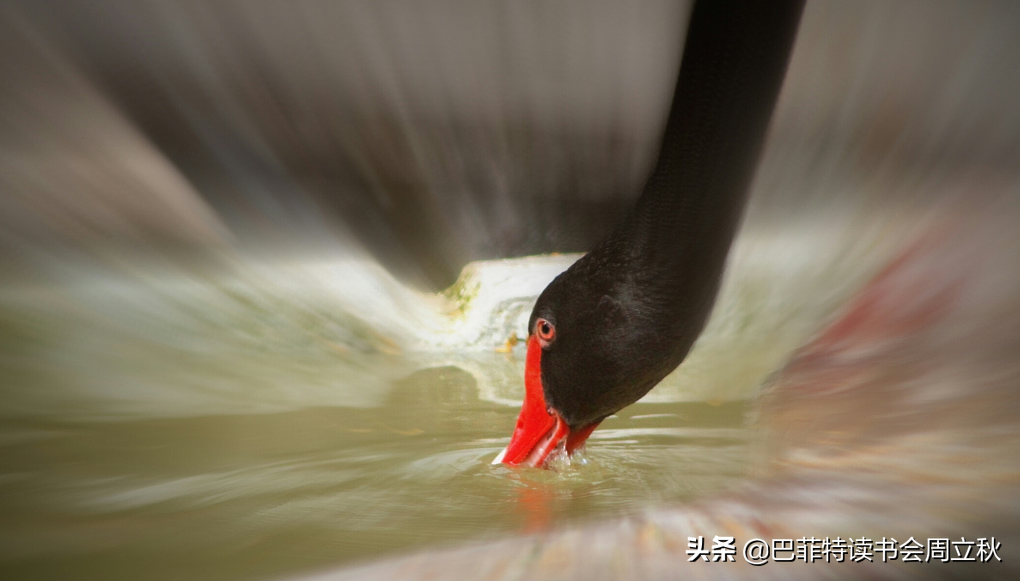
[617,0,804,274]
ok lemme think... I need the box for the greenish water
[0,246,866,580]
[0,367,750,581]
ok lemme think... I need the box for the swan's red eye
[536,318,555,344]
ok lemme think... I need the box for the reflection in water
[1,0,1020,580]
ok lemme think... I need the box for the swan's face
[493,267,661,467]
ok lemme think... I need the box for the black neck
[617,0,804,271]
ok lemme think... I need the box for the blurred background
[1,1,1019,580]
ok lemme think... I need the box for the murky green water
[0,236,878,580]
[0,367,750,581]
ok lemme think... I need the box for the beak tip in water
[491,447,507,465]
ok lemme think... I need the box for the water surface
[0,221,882,581]
[0,368,751,581]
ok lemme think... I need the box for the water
[0,369,750,580]
[4,204,1016,581]
[0,233,870,580]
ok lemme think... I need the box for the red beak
[492,335,600,468]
